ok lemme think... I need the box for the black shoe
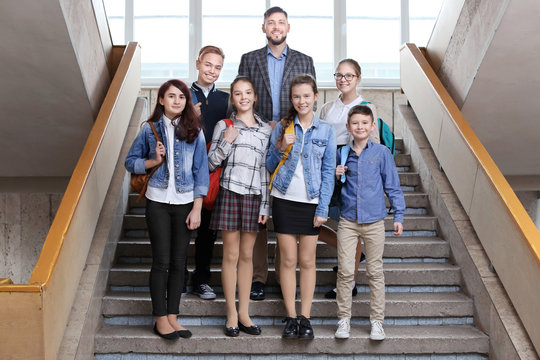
[297,315,314,339]
[238,321,262,335]
[224,325,240,337]
[176,329,192,338]
[324,283,358,299]
[153,324,179,340]
[250,281,266,300]
[281,317,298,339]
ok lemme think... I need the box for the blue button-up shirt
[339,140,405,224]
[267,46,287,123]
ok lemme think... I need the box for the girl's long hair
[278,74,318,143]
[148,79,201,143]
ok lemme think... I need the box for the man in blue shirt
[238,6,316,300]
[333,105,405,341]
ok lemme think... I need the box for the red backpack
[202,118,234,210]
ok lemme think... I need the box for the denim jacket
[266,114,336,218]
[124,117,209,198]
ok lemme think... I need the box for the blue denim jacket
[266,114,336,218]
[124,117,209,198]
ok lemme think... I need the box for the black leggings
[145,199,193,316]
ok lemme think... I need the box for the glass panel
[202,0,266,82]
[270,0,334,82]
[103,0,125,45]
[134,0,189,79]
[409,0,444,46]
[346,0,401,79]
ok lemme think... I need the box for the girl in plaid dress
[207,76,272,337]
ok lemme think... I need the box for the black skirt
[272,197,320,235]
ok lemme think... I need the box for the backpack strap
[339,145,350,183]
[269,120,295,190]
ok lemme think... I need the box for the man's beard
[267,35,287,46]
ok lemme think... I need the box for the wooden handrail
[0,43,139,292]
[401,43,540,264]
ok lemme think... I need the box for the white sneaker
[335,318,350,339]
[370,320,385,340]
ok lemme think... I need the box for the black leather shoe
[324,283,358,299]
[250,281,266,300]
[224,325,240,337]
[238,321,261,335]
[153,324,179,340]
[176,329,192,338]
[297,315,314,339]
[281,317,298,339]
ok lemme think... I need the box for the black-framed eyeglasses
[334,73,358,81]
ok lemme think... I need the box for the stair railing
[0,42,140,360]
[400,42,540,353]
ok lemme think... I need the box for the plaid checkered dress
[207,113,272,231]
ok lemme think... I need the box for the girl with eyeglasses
[318,59,380,299]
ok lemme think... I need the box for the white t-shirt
[146,116,195,205]
[319,95,380,145]
[271,122,318,205]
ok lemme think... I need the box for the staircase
[94,139,489,359]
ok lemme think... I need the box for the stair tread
[110,262,459,271]
[118,236,448,245]
[95,324,488,355]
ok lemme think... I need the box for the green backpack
[360,101,395,157]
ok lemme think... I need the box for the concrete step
[94,324,488,356]
[116,237,450,261]
[123,214,439,232]
[102,291,473,318]
[108,262,461,287]
[394,153,412,168]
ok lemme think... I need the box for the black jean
[192,208,218,286]
[145,199,192,316]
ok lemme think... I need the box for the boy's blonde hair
[198,45,225,61]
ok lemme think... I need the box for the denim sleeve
[315,126,337,218]
[266,122,285,174]
[207,120,232,172]
[125,124,150,174]
[381,146,405,223]
[192,131,209,198]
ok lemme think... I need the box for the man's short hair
[264,6,288,21]
[348,105,374,123]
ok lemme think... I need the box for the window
[105,0,443,87]
[347,0,401,81]
[202,0,266,82]
[134,0,189,79]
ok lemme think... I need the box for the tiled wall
[140,88,408,137]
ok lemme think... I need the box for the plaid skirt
[209,187,262,233]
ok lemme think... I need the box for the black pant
[145,199,192,316]
[192,208,218,286]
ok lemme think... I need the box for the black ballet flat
[153,324,179,340]
[238,321,261,335]
[176,329,192,338]
[224,325,240,337]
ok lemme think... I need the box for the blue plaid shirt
[339,140,405,224]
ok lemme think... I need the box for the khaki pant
[252,229,280,284]
[336,218,385,321]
